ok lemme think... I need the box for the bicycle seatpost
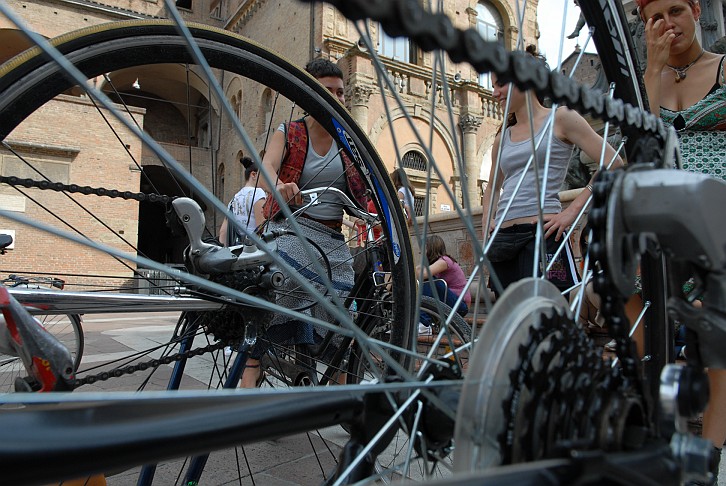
[0,287,75,392]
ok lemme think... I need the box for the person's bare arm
[219,219,229,247]
[481,135,503,239]
[643,17,674,117]
[260,129,302,206]
[416,258,449,280]
[252,196,266,228]
[544,108,623,240]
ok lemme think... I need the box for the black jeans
[487,223,578,298]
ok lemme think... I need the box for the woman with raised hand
[638,1,725,483]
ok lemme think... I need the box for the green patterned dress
[660,57,726,175]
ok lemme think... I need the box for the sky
[536,0,597,67]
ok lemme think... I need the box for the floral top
[660,57,726,177]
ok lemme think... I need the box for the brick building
[0,0,539,283]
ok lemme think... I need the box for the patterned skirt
[253,218,354,357]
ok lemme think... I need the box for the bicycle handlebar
[2,274,65,289]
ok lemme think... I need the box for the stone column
[458,113,483,208]
[349,84,373,135]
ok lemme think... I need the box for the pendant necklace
[667,49,705,83]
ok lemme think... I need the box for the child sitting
[416,235,471,335]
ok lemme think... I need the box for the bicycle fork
[0,287,74,392]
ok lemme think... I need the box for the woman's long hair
[391,167,413,193]
[425,234,457,266]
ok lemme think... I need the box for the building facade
[0,0,539,281]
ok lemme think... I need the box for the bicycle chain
[0,175,171,204]
[304,0,666,140]
[71,339,228,389]
[588,171,641,381]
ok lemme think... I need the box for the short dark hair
[305,58,344,80]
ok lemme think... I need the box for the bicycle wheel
[344,295,471,481]
[0,17,425,485]
[0,312,83,392]
[0,0,670,483]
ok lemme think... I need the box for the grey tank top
[278,123,347,220]
[495,120,574,225]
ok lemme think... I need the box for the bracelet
[586,183,593,192]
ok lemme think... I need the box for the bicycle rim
[0,18,426,484]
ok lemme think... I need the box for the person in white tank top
[219,157,266,246]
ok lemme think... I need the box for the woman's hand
[543,205,578,241]
[644,17,675,72]
[481,214,496,239]
[276,181,303,206]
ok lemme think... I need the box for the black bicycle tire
[0,19,415,355]
[346,294,472,384]
[0,20,421,483]
[418,295,472,343]
[60,313,84,371]
[0,312,83,392]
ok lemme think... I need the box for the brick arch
[0,28,38,64]
[368,107,461,214]
[368,106,458,176]
[99,64,218,120]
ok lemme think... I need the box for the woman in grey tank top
[240,58,357,388]
[481,46,623,297]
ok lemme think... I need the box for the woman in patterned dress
[639,0,725,483]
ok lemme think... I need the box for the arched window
[217,162,225,201]
[259,88,273,135]
[401,150,427,216]
[476,2,504,89]
[401,150,427,172]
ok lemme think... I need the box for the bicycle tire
[344,294,471,479]
[0,1,673,483]
[0,19,425,484]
